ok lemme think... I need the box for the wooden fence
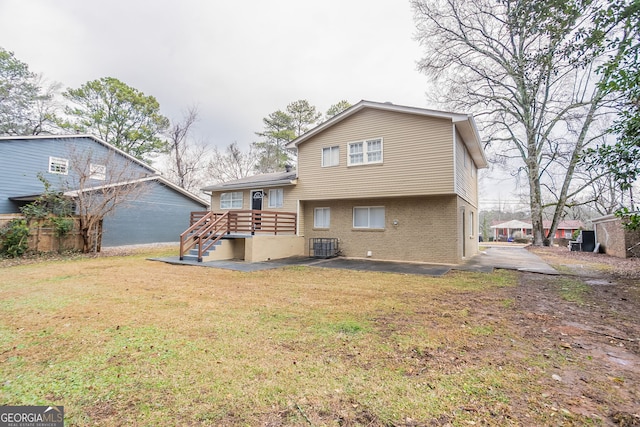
[0,214,85,253]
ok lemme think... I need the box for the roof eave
[202,179,298,192]
[287,100,472,149]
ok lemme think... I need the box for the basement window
[353,206,385,229]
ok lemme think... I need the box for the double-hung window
[353,206,385,229]
[322,146,339,167]
[347,138,383,166]
[220,192,243,209]
[268,188,284,208]
[314,207,330,228]
[49,157,68,175]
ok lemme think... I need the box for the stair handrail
[179,211,216,260]
[196,211,231,262]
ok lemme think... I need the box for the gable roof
[1,134,208,207]
[0,134,160,174]
[201,170,298,192]
[286,100,488,168]
[63,175,209,207]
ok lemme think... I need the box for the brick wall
[302,195,464,264]
[595,217,640,258]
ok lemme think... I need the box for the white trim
[353,206,385,229]
[267,188,284,208]
[63,175,209,206]
[221,191,243,209]
[48,156,69,175]
[314,207,331,228]
[321,145,339,167]
[347,137,383,166]
[452,125,457,192]
[250,189,264,210]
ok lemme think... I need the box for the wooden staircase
[179,210,297,262]
[179,211,230,262]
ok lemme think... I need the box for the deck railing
[180,210,297,261]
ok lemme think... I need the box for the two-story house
[0,135,208,248]
[196,100,487,265]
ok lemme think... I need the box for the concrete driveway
[151,244,558,276]
[456,244,559,275]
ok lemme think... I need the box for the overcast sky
[0,0,523,206]
[0,0,431,147]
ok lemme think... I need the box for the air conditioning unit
[310,238,339,258]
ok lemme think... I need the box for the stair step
[189,249,209,256]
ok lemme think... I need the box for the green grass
[554,276,591,304]
[0,250,611,425]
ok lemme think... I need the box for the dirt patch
[513,246,640,425]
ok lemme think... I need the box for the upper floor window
[220,192,243,209]
[268,188,283,208]
[348,138,383,166]
[322,146,339,167]
[353,206,385,229]
[90,163,106,181]
[49,157,68,175]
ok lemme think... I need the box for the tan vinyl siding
[209,186,297,212]
[455,130,479,206]
[296,109,455,200]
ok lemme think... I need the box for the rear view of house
[197,101,487,264]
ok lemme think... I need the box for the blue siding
[102,180,206,246]
[1,136,207,246]
[0,136,155,213]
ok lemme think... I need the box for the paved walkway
[456,245,559,275]
[150,244,558,276]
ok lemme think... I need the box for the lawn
[0,247,634,426]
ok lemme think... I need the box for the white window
[353,206,385,229]
[314,207,330,228]
[268,188,283,208]
[322,146,339,167]
[49,157,68,175]
[348,138,383,166]
[90,163,106,181]
[220,192,243,209]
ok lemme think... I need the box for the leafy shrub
[0,219,30,258]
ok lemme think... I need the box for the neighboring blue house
[0,134,208,247]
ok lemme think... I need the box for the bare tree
[62,147,151,252]
[412,0,618,245]
[207,142,257,183]
[27,76,63,135]
[165,107,209,193]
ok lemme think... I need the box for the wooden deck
[179,210,297,261]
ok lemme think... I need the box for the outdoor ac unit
[310,238,339,258]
